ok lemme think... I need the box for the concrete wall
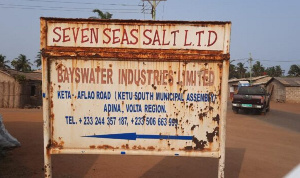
[0,71,15,82]
[0,81,42,108]
[0,81,22,108]
[286,87,300,103]
[0,71,42,108]
[0,72,22,108]
[269,80,286,102]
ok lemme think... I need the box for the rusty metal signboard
[41,18,231,177]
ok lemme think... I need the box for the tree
[229,60,239,79]
[274,65,283,77]
[265,65,283,77]
[265,66,276,77]
[288,64,300,77]
[35,51,41,68]
[11,54,32,72]
[229,63,238,79]
[236,62,247,78]
[0,54,10,69]
[91,9,112,19]
[252,61,265,77]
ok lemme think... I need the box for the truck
[232,86,270,114]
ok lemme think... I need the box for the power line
[0,4,140,11]
[0,3,142,13]
[0,6,142,13]
[23,0,141,7]
[256,59,300,62]
[231,58,299,63]
[230,58,248,61]
[142,0,167,20]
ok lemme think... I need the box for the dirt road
[0,102,299,178]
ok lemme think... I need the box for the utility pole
[142,0,166,20]
[248,53,253,85]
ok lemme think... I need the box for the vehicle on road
[232,86,270,114]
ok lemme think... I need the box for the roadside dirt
[0,101,299,178]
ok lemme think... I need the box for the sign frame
[41,17,231,178]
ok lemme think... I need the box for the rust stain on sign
[42,18,231,159]
[47,59,223,153]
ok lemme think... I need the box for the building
[0,69,42,108]
[228,76,273,97]
[268,77,300,103]
[228,76,300,103]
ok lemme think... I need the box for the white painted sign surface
[42,18,231,178]
[50,59,222,155]
[47,22,226,51]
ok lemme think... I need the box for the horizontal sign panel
[42,18,231,177]
[46,21,229,51]
[50,59,222,155]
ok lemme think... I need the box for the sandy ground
[0,101,299,178]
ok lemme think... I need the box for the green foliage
[236,62,247,78]
[35,51,41,68]
[92,9,113,19]
[11,54,32,72]
[229,63,238,79]
[288,64,300,77]
[13,74,26,82]
[252,61,265,77]
[0,54,10,69]
[245,72,250,78]
[229,60,300,79]
[265,65,282,77]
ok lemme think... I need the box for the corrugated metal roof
[274,77,300,87]
[228,75,269,83]
[253,76,272,85]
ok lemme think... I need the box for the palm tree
[236,62,247,78]
[265,65,282,77]
[91,9,113,19]
[35,51,41,68]
[274,65,283,77]
[229,60,238,79]
[265,66,276,77]
[11,54,32,72]
[0,54,10,69]
[252,61,265,77]
[229,63,237,79]
[288,64,300,77]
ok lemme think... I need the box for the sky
[0,0,299,74]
